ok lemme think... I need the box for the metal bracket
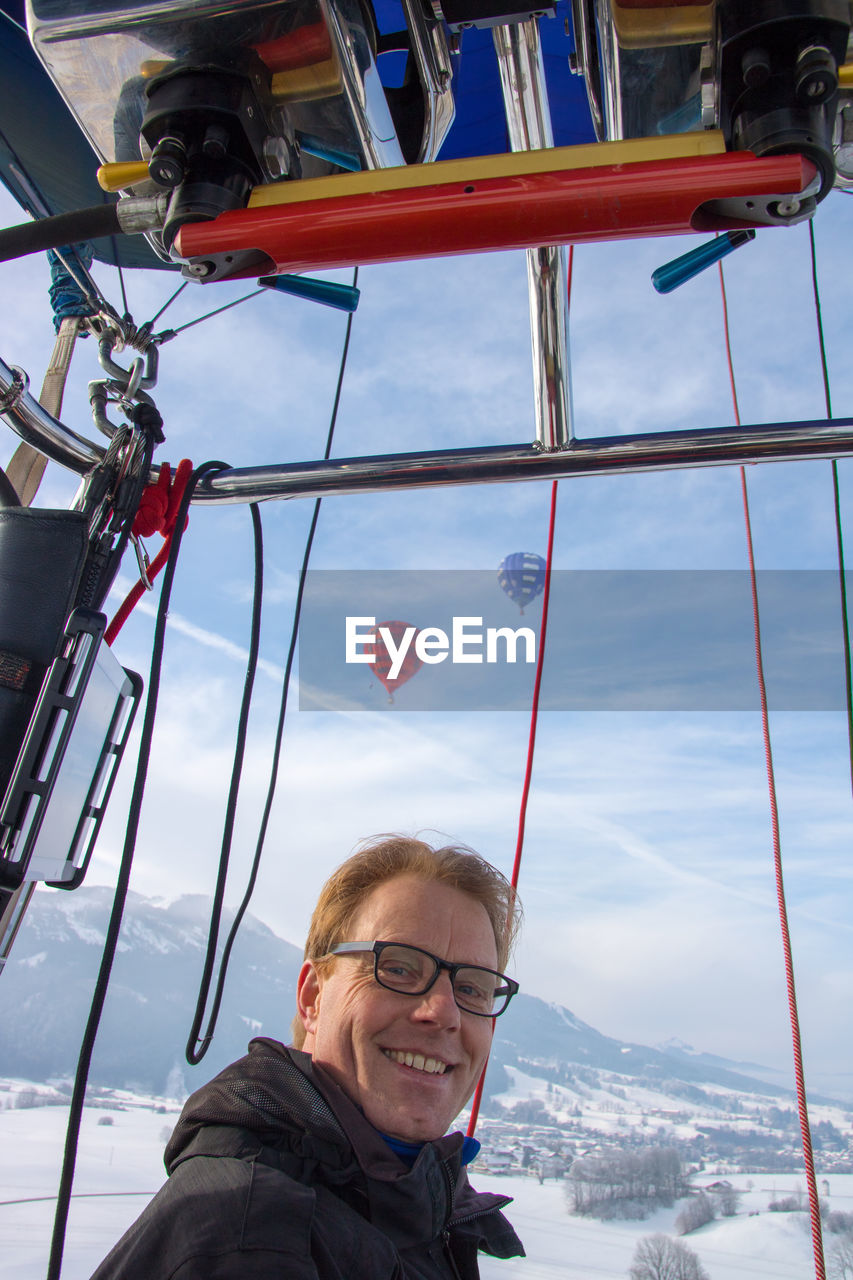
[0,609,142,892]
[0,366,29,415]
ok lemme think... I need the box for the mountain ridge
[0,886,839,1109]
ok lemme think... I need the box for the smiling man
[91,836,525,1279]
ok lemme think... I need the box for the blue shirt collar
[380,1131,481,1168]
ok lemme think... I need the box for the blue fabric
[381,1132,482,1167]
[47,244,97,331]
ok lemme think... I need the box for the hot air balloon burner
[140,61,288,260]
[716,0,850,200]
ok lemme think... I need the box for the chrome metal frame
[186,421,853,503]
[27,0,410,178]
[4,349,852,504]
[595,0,623,139]
[493,20,573,450]
[400,0,455,164]
[0,355,102,472]
[570,0,604,141]
[316,0,406,170]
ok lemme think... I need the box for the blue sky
[1,179,852,1099]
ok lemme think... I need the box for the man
[91,835,525,1278]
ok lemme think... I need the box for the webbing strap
[5,315,82,506]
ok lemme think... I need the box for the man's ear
[296,959,323,1040]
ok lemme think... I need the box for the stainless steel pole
[494,19,574,450]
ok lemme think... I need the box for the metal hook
[131,533,153,591]
[97,333,159,393]
[123,357,145,403]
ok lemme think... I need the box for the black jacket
[90,1039,525,1279]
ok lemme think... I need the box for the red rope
[718,262,825,1280]
[104,459,193,646]
[467,247,572,1137]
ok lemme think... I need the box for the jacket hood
[164,1039,523,1259]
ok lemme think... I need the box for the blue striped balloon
[497,552,546,614]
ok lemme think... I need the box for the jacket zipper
[439,1159,465,1278]
[441,1228,465,1280]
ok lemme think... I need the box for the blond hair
[291,834,521,1048]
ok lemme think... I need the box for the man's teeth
[383,1049,447,1075]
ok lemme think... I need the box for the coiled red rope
[104,459,193,646]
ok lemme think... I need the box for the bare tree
[567,1147,686,1220]
[629,1233,710,1280]
[828,1233,853,1280]
[675,1192,715,1235]
[716,1186,741,1218]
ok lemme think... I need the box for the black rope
[809,220,853,798]
[46,460,230,1280]
[185,266,358,1063]
[809,221,833,420]
[184,502,264,1064]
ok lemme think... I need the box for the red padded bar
[175,152,813,276]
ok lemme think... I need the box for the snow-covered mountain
[0,886,300,1096]
[0,886,833,1110]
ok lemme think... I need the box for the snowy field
[0,1092,178,1280]
[475,1171,853,1280]
[1,1091,851,1279]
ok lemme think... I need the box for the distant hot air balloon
[365,620,423,703]
[497,553,546,614]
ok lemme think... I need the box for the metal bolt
[263,136,289,179]
[742,47,770,90]
[699,44,716,128]
[795,44,837,105]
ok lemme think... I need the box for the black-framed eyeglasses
[327,940,519,1017]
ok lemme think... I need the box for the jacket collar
[166,1038,522,1258]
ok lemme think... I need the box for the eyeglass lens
[375,944,507,1015]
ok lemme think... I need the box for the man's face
[297,873,498,1143]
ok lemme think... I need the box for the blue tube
[258,274,360,312]
[652,230,756,295]
[296,133,362,172]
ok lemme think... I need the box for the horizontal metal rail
[0,355,103,472]
[4,356,853,504]
[191,419,853,504]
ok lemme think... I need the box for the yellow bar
[612,2,714,49]
[839,62,853,87]
[271,56,342,102]
[249,130,726,208]
[97,160,150,192]
[140,59,172,78]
